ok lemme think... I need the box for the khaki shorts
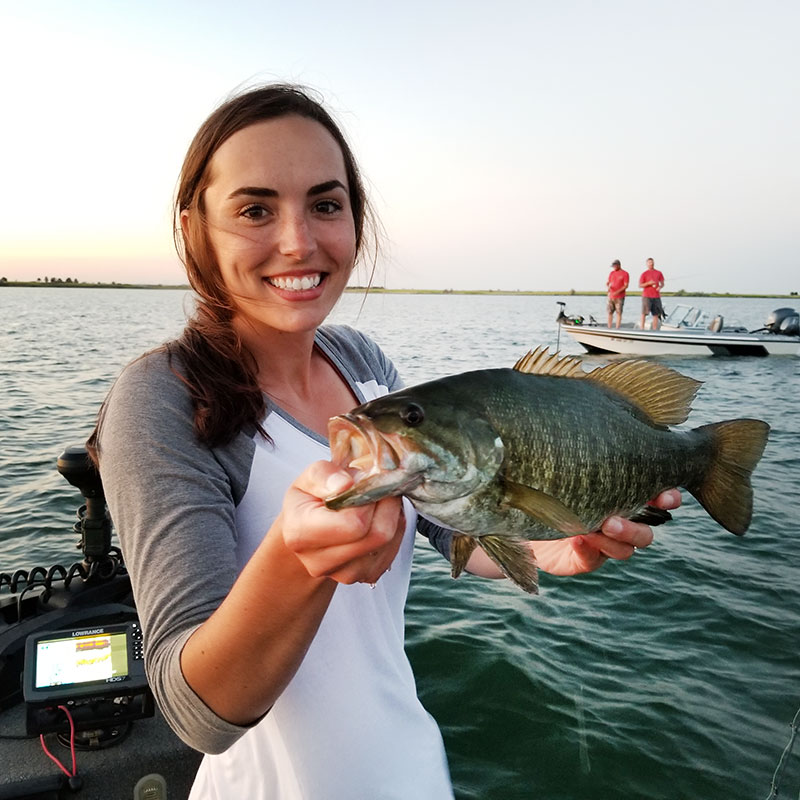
[607,296,625,315]
[641,296,664,317]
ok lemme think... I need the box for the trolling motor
[555,301,585,326]
[0,446,125,619]
[555,302,586,352]
[56,446,117,580]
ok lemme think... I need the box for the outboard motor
[765,307,800,336]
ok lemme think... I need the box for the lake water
[1,287,799,799]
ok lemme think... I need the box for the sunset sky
[1,0,797,294]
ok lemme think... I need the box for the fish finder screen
[34,631,129,689]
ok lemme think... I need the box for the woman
[90,84,679,799]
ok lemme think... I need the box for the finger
[281,499,375,553]
[292,460,354,501]
[291,496,405,579]
[283,463,381,551]
[351,512,406,584]
[569,535,608,567]
[311,504,406,584]
[599,517,654,550]
[651,488,682,510]
[341,495,404,559]
[368,495,405,549]
[578,532,635,561]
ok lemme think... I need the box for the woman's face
[196,114,357,335]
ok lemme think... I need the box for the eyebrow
[227,180,347,200]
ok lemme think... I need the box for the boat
[559,304,800,357]
[0,447,200,799]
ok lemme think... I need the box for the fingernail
[325,472,352,495]
[604,517,623,534]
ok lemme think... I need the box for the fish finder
[22,621,153,735]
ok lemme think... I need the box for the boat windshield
[662,305,711,329]
[663,305,696,326]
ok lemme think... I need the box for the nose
[278,212,317,260]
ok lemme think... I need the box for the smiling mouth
[265,273,324,292]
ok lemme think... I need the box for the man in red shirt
[606,259,629,328]
[639,257,665,329]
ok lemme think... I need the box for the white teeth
[267,274,322,291]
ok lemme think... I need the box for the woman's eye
[314,199,343,215]
[241,204,269,220]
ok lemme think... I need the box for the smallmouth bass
[325,348,770,594]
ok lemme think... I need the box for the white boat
[560,304,800,357]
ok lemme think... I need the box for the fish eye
[400,403,425,427]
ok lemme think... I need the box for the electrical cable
[39,705,77,780]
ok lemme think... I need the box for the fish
[325,347,770,594]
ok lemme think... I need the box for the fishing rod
[764,703,800,800]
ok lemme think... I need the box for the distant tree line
[0,276,84,283]
[0,277,130,285]
[0,276,87,285]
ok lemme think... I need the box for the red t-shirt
[639,268,664,298]
[607,269,629,299]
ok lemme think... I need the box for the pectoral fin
[450,533,479,579]
[502,480,589,535]
[478,535,539,594]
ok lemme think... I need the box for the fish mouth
[325,413,425,508]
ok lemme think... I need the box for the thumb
[292,460,354,501]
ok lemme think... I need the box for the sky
[0,0,797,294]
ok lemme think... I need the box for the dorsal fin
[513,347,702,425]
[513,346,586,378]
[585,359,702,425]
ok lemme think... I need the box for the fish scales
[438,370,704,536]
[325,347,770,593]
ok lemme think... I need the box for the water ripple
[3,289,799,799]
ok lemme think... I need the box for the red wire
[39,704,77,778]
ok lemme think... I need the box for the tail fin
[689,419,770,535]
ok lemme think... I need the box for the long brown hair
[89,84,376,457]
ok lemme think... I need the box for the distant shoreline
[0,280,191,290]
[0,280,797,300]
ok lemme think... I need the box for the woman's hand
[279,460,405,585]
[531,489,682,576]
